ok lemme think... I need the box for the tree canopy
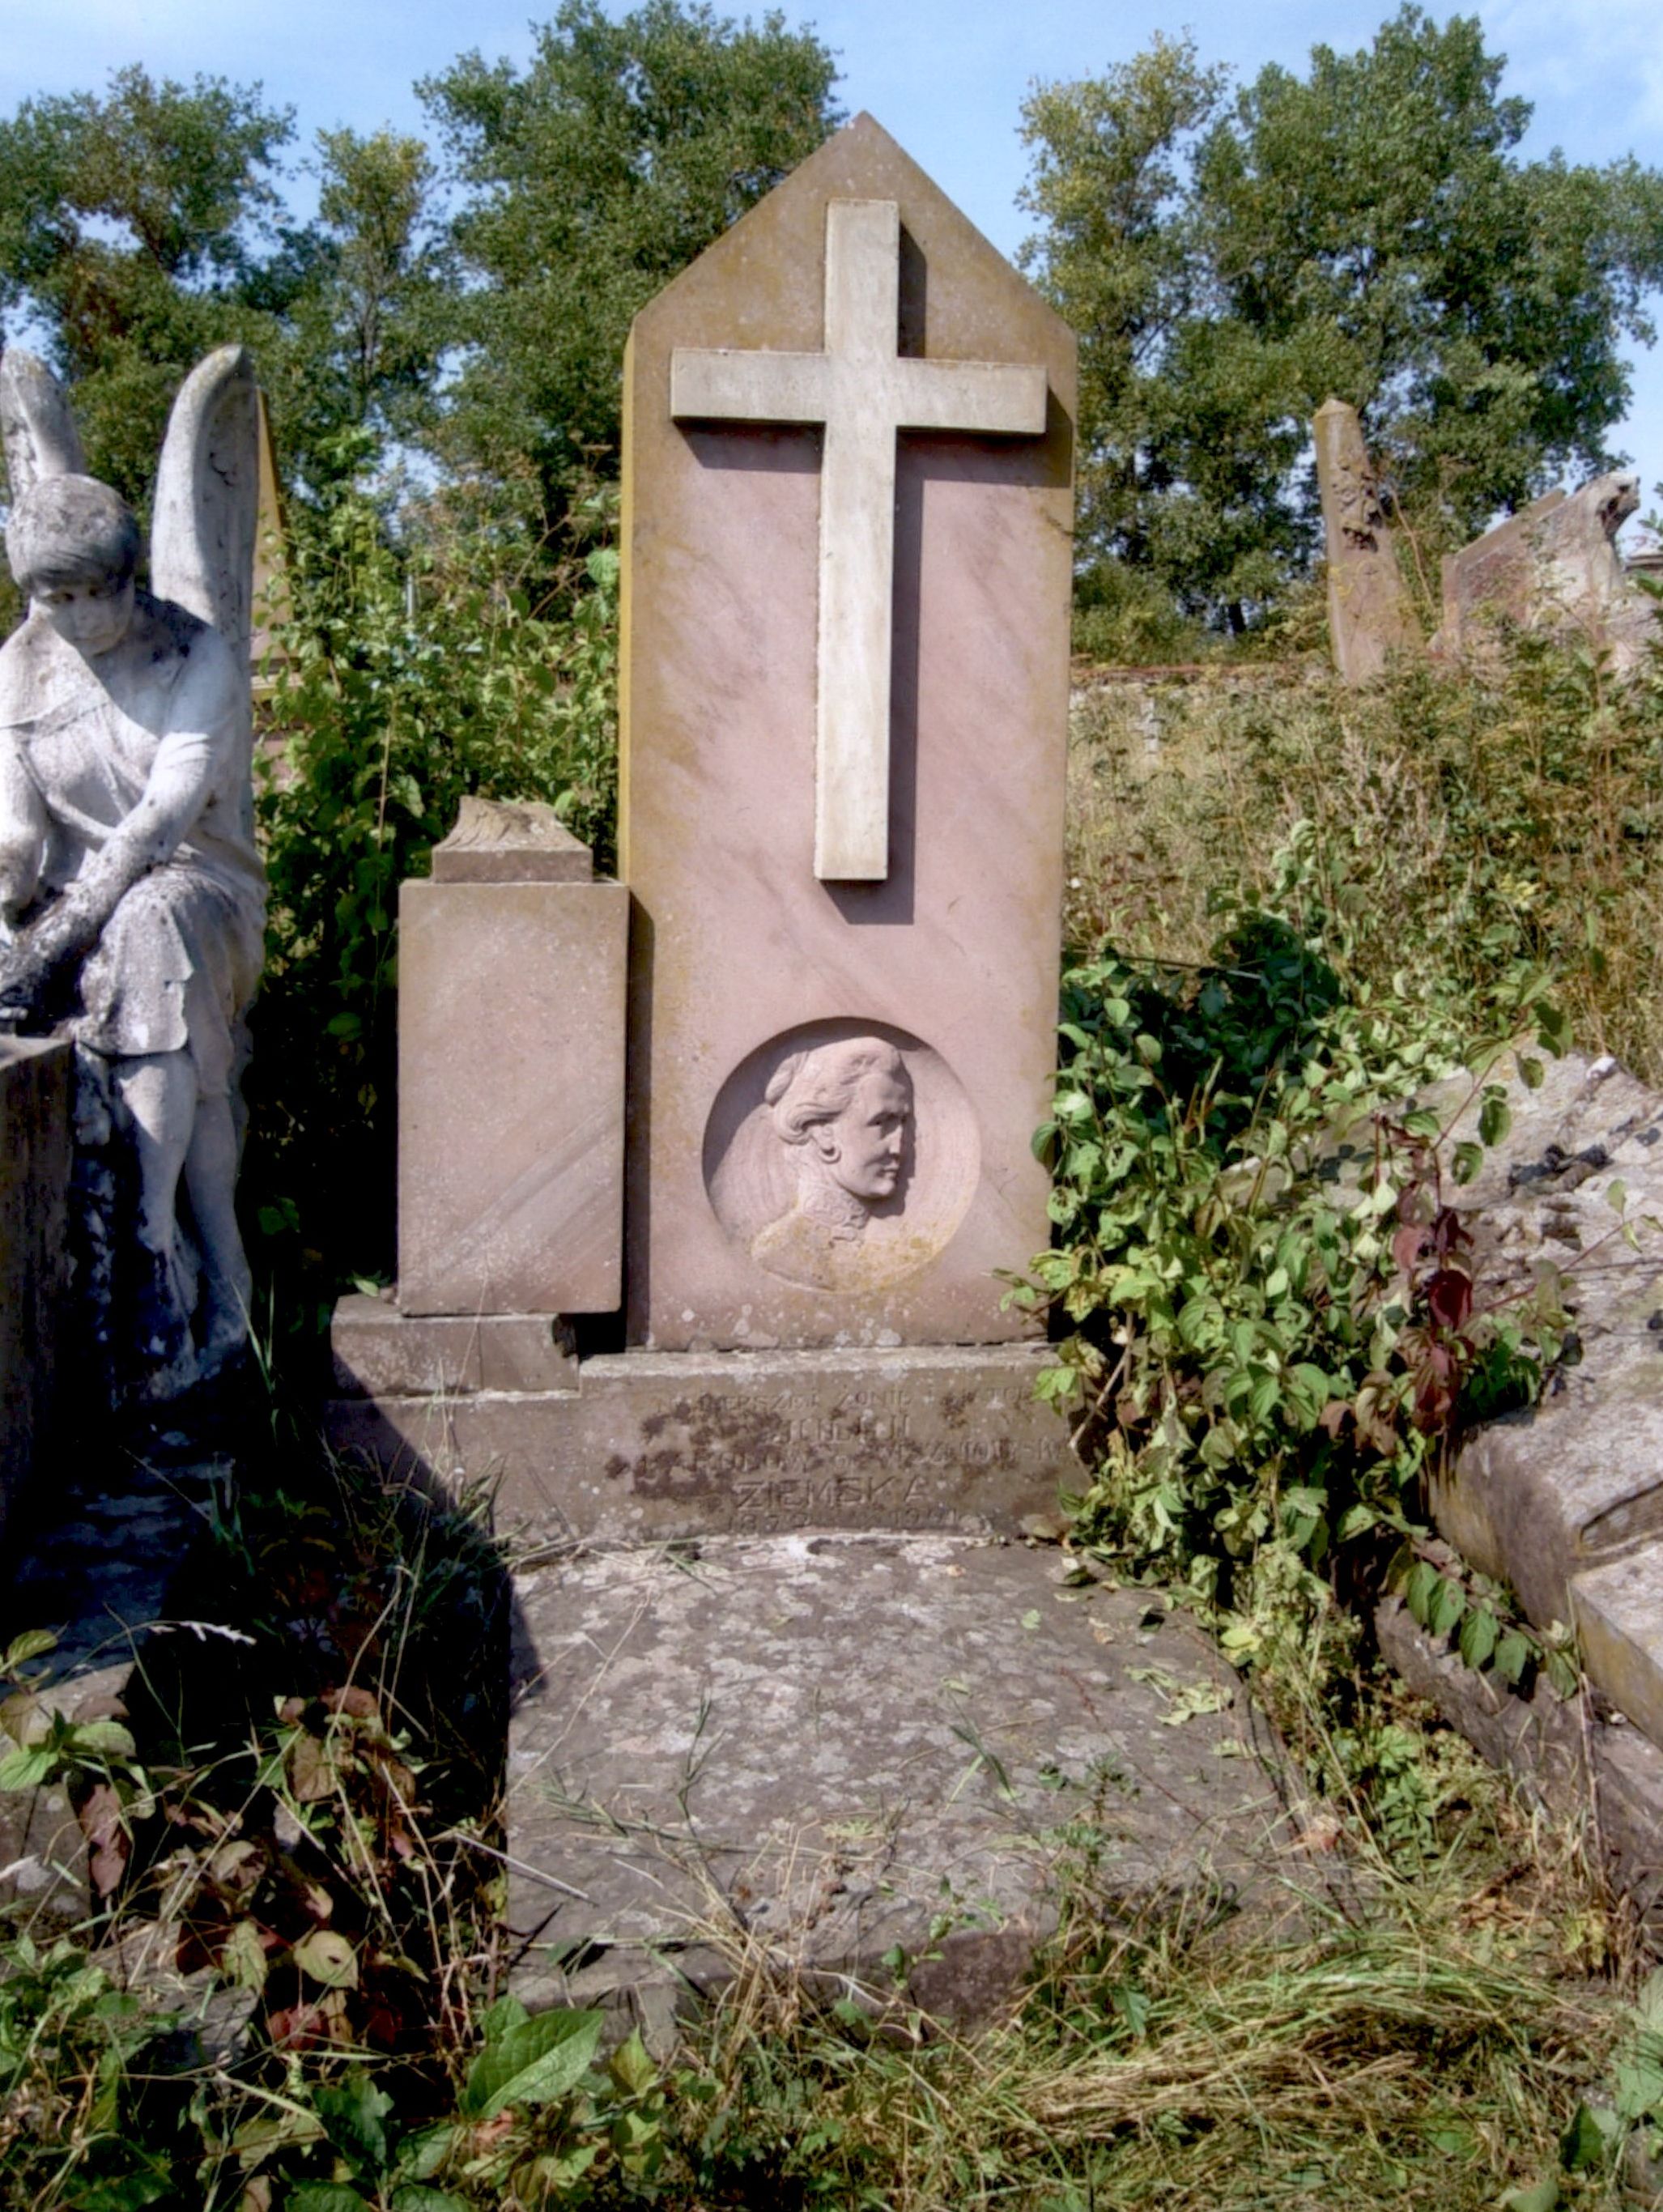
[0,2,839,554]
[1020,8,1663,630]
[420,0,840,538]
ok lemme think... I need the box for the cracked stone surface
[1402,1052,1663,1750]
[506,1534,1292,2034]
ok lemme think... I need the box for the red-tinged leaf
[267,2000,330,2049]
[1392,1223,1428,1273]
[1431,1206,1472,1259]
[1426,1268,1474,1332]
[77,1780,129,1899]
[1318,1399,1350,1437]
[323,1685,381,1721]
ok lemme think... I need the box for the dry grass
[656,1824,1642,2211]
[1065,644,1663,1084]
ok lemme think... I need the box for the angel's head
[6,474,139,659]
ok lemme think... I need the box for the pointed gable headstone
[619,114,1075,1351]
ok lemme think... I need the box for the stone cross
[671,198,1047,880]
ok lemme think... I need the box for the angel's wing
[151,344,260,661]
[0,351,86,499]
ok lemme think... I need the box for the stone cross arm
[670,198,1048,881]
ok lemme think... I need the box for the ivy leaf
[1405,1559,1440,1629]
[1500,2180,1559,2212]
[1458,1606,1499,1671]
[1478,1091,1512,1147]
[1559,2101,1613,2172]
[461,2007,603,2119]
[0,1746,56,1790]
[1452,1141,1484,1185]
[3,1629,57,1670]
[316,2076,393,2179]
[1493,1631,1533,1687]
[1429,1576,1465,1640]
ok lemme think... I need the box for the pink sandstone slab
[398,828,627,1317]
[619,113,1075,1353]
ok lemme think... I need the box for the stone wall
[0,1037,72,1551]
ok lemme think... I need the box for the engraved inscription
[610,1376,1067,1533]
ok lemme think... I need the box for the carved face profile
[750,1037,914,1286]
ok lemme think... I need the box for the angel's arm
[0,632,237,1007]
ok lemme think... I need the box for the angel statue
[0,347,266,1406]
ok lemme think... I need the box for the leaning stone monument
[0,346,265,1407]
[1432,469,1659,674]
[1312,396,1418,683]
[329,114,1080,1541]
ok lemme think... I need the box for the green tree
[0,64,299,502]
[422,0,840,546]
[274,127,454,487]
[0,69,449,508]
[1021,8,1663,631]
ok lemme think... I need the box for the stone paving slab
[506,1534,1293,2035]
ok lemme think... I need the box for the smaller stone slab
[398,811,627,1318]
[325,1341,1078,1549]
[1433,472,1657,676]
[1312,397,1417,684]
[505,1535,1287,2032]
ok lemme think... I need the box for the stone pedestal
[0,1036,71,1548]
[327,1327,1077,1550]
[398,802,627,1317]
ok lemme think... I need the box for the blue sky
[6,0,1661,536]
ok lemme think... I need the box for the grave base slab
[325,1329,1080,1551]
[504,1534,1292,2038]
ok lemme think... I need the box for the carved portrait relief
[704,1020,978,1293]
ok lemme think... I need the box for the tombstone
[1312,398,1418,683]
[320,114,1310,2035]
[327,113,1079,1546]
[1433,470,1659,674]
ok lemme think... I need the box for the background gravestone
[1312,397,1418,684]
